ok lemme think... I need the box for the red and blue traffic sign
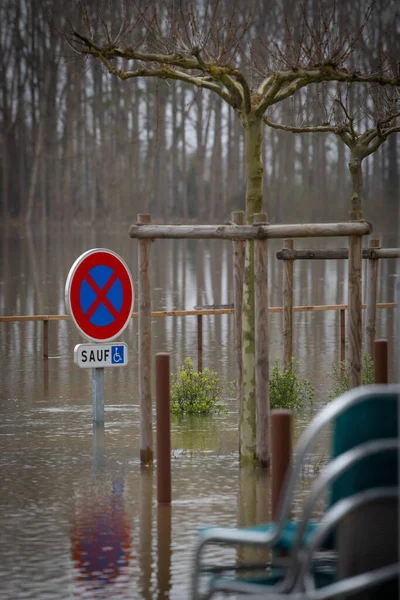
[65,249,134,342]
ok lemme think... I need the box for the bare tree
[264,85,400,388]
[265,87,400,220]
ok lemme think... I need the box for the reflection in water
[157,505,172,600]
[139,468,153,599]
[236,464,270,566]
[71,425,132,596]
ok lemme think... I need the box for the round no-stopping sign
[65,249,134,342]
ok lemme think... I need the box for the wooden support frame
[138,213,153,465]
[129,213,372,464]
[276,247,400,260]
[366,239,380,359]
[129,221,372,240]
[348,235,363,388]
[282,239,294,370]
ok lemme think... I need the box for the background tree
[265,86,400,221]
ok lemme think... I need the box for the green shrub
[327,353,374,400]
[269,358,314,411]
[170,358,228,416]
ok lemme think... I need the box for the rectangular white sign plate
[74,343,128,368]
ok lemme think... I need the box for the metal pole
[92,367,104,423]
[271,410,292,521]
[92,422,105,474]
[197,314,203,372]
[374,339,388,384]
[156,353,171,504]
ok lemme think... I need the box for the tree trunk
[349,151,363,220]
[241,114,264,462]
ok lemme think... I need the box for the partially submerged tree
[265,85,400,387]
[63,0,400,461]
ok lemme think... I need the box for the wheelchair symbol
[112,346,124,364]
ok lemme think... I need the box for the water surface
[0,225,398,598]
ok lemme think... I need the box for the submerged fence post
[374,339,388,384]
[348,234,363,388]
[138,213,153,465]
[254,213,270,467]
[282,239,294,370]
[43,319,49,359]
[232,211,246,457]
[340,309,346,376]
[197,314,203,372]
[271,410,292,521]
[156,353,171,504]
[366,238,380,359]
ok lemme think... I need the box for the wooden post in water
[374,339,388,384]
[271,410,292,521]
[232,211,246,456]
[282,239,294,370]
[340,309,346,376]
[156,353,171,503]
[254,213,270,467]
[197,315,203,372]
[366,238,380,359]
[43,319,49,359]
[138,213,153,464]
[348,234,363,388]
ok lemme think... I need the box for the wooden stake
[282,239,294,370]
[232,211,246,457]
[366,238,380,359]
[348,235,363,388]
[197,314,203,372]
[271,410,292,521]
[340,309,346,376]
[138,213,153,464]
[43,319,49,359]
[156,353,171,503]
[374,339,388,384]
[254,213,270,467]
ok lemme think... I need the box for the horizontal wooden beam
[129,221,372,240]
[0,315,70,322]
[0,302,396,323]
[277,248,400,260]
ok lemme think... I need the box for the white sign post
[65,249,134,423]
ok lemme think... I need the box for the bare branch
[263,116,339,134]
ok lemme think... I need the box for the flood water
[0,224,398,599]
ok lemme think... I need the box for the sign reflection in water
[70,424,133,594]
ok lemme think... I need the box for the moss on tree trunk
[349,152,363,221]
[241,116,263,461]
